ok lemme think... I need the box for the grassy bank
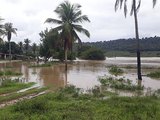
[0,79,35,95]
[0,86,159,120]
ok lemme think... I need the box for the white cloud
[0,0,160,44]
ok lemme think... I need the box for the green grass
[108,65,124,76]
[0,70,22,76]
[147,71,160,79]
[0,86,160,120]
[0,79,35,95]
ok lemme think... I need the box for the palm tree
[32,43,37,55]
[45,1,90,71]
[18,41,23,54]
[24,38,31,55]
[115,0,142,81]
[4,22,17,60]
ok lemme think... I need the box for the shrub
[80,48,105,60]
[57,50,76,61]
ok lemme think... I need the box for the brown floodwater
[0,57,160,91]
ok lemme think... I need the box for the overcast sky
[0,0,160,44]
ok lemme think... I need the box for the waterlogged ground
[0,57,160,92]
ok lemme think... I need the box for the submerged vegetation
[29,63,52,68]
[147,71,160,79]
[108,65,124,76]
[99,76,144,91]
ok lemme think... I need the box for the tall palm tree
[24,38,31,55]
[18,41,23,54]
[32,43,37,55]
[45,1,90,71]
[4,22,17,60]
[115,0,142,81]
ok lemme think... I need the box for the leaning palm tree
[4,22,17,60]
[45,1,90,71]
[115,0,142,81]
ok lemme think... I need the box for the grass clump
[99,76,144,91]
[108,65,124,76]
[0,78,35,95]
[0,70,22,76]
[147,71,160,79]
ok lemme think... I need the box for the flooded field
[0,57,160,91]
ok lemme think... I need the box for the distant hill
[83,36,160,52]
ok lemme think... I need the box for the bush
[80,48,105,60]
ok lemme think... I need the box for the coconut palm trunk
[65,48,68,71]
[133,0,142,80]
[64,38,68,71]
[9,41,11,60]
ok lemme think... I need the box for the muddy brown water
[0,57,160,92]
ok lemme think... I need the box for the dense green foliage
[80,47,105,60]
[0,86,159,120]
[0,42,22,56]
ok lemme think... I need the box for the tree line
[83,36,160,52]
